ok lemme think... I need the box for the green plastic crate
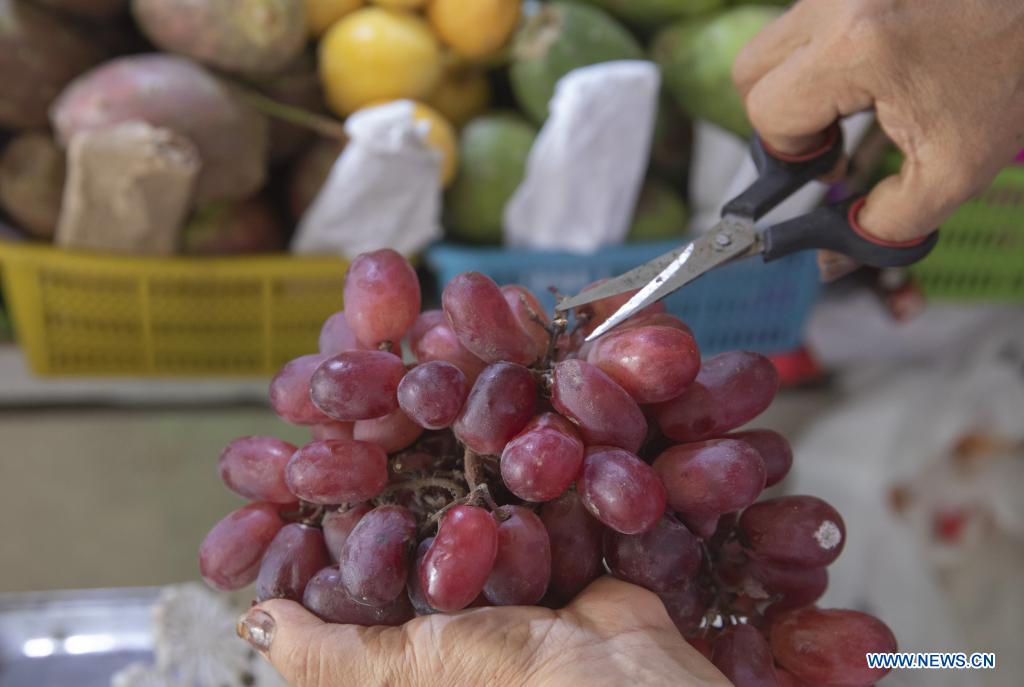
[907,164,1024,301]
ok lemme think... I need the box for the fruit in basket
[445,113,537,243]
[319,7,443,115]
[653,5,783,137]
[427,63,492,128]
[0,0,106,129]
[51,54,269,204]
[579,0,723,27]
[628,178,689,242]
[509,1,643,122]
[181,197,285,255]
[199,249,896,685]
[35,0,129,17]
[427,0,521,60]
[305,0,363,35]
[0,133,65,239]
[132,0,307,77]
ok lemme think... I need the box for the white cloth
[504,60,660,253]
[291,100,443,258]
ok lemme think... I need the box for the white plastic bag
[290,101,443,258]
[504,60,660,253]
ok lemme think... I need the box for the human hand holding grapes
[238,575,731,687]
[201,249,898,687]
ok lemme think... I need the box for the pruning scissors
[555,123,939,341]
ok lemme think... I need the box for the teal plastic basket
[426,241,820,355]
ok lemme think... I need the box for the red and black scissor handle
[722,123,938,269]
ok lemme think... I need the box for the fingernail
[237,608,275,652]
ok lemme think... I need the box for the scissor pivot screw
[714,233,732,247]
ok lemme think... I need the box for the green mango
[628,178,689,242]
[652,5,783,137]
[510,1,644,123]
[444,113,538,244]
[577,0,725,27]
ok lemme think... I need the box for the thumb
[238,600,397,687]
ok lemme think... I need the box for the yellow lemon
[319,8,442,115]
[412,102,458,187]
[372,0,427,9]
[427,0,521,60]
[426,63,491,128]
[305,0,364,36]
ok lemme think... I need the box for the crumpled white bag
[504,60,660,253]
[290,100,443,258]
[788,316,1024,687]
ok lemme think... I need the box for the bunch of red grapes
[200,249,897,687]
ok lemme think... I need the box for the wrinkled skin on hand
[733,0,1024,242]
[241,577,730,687]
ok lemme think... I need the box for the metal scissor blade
[585,218,760,341]
[555,244,698,312]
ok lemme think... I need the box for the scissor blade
[585,218,759,341]
[555,244,696,312]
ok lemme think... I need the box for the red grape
[354,407,423,453]
[303,566,414,626]
[774,669,805,687]
[285,440,388,504]
[577,447,666,534]
[322,503,372,563]
[407,537,437,616]
[653,439,767,517]
[619,311,693,336]
[343,248,421,347]
[408,309,445,350]
[501,284,550,360]
[310,421,354,441]
[397,361,469,430]
[539,490,605,604]
[256,523,330,602]
[199,503,283,591]
[413,322,487,383]
[770,608,897,686]
[658,581,707,637]
[269,354,330,425]
[574,279,666,336]
[524,412,581,437]
[586,326,700,404]
[501,420,584,502]
[604,515,701,592]
[419,505,499,612]
[738,496,846,568]
[483,506,551,606]
[748,559,828,616]
[681,512,720,540]
[218,436,297,504]
[442,272,537,365]
[341,505,418,606]
[654,351,779,442]
[729,429,793,488]
[319,311,361,356]
[711,623,780,687]
[453,363,536,455]
[552,359,647,452]
[310,350,406,421]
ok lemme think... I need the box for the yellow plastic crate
[0,241,348,377]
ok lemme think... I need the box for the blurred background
[0,0,1021,686]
